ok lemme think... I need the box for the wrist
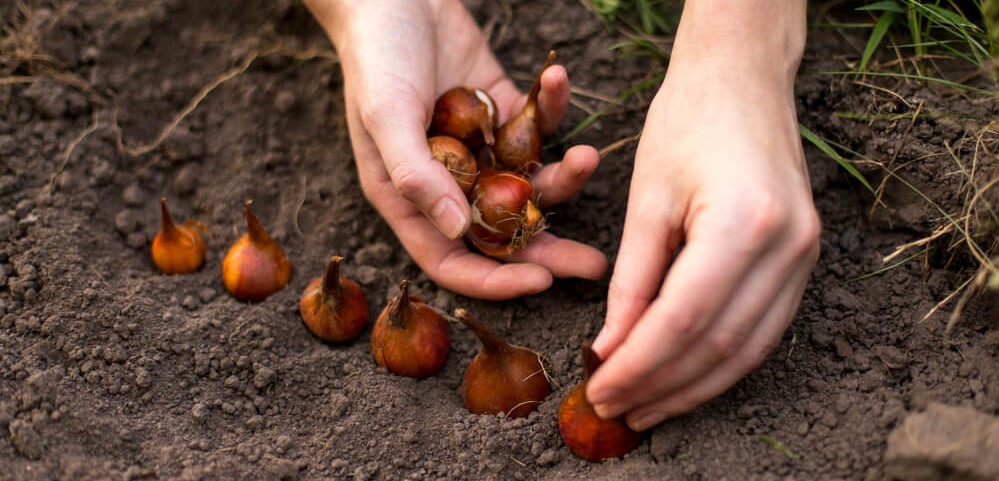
[667,0,806,90]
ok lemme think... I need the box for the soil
[1,1,997,480]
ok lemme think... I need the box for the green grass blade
[858,0,905,13]
[562,111,605,142]
[814,22,878,29]
[859,11,896,72]
[758,435,802,461]
[799,124,876,193]
[847,249,926,283]
[808,70,998,96]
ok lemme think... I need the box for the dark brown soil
[1,1,997,480]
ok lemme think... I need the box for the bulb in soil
[221,200,292,302]
[370,280,450,378]
[151,197,206,274]
[559,343,644,462]
[456,308,550,418]
[299,255,370,342]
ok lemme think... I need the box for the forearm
[669,0,807,88]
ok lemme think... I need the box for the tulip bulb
[221,200,292,302]
[151,197,206,274]
[467,167,546,256]
[429,135,479,195]
[371,280,450,378]
[456,308,550,418]
[299,255,370,342]
[559,344,644,462]
[492,50,556,176]
[431,86,498,148]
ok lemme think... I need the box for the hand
[586,0,819,430]
[304,0,607,300]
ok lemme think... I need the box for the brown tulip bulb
[221,200,292,302]
[558,344,644,462]
[467,167,546,256]
[492,50,556,176]
[299,255,370,342]
[371,280,450,378]
[429,135,479,195]
[456,308,550,418]
[151,197,206,274]
[431,86,499,148]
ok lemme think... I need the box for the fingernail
[593,401,627,420]
[591,329,608,353]
[431,197,467,240]
[587,387,618,405]
[628,411,665,431]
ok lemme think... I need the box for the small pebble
[198,288,217,303]
[90,159,114,187]
[181,295,199,311]
[174,164,200,196]
[114,209,141,235]
[355,242,393,266]
[122,183,145,207]
[0,176,16,196]
[273,90,297,113]
[191,402,208,421]
[126,232,146,250]
[15,199,35,218]
[536,449,559,466]
[253,366,276,389]
[353,265,378,286]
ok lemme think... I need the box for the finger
[588,200,775,408]
[623,261,814,430]
[361,98,472,240]
[489,64,569,130]
[536,64,570,135]
[365,175,554,300]
[501,232,608,280]
[590,136,684,360]
[531,144,599,208]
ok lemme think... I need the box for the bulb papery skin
[221,201,292,302]
[558,345,643,462]
[458,308,550,418]
[299,256,369,342]
[431,87,498,149]
[152,198,206,275]
[467,169,546,256]
[370,281,450,379]
[490,50,555,177]
[492,113,542,176]
[429,135,479,195]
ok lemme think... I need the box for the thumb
[363,105,472,240]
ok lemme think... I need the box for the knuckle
[389,164,425,202]
[793,208,822,261]
[706,330,741,363]
[357,98,393,131]
[737,190,789,245]
[607,278,649,312]
[666,305,701,340]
